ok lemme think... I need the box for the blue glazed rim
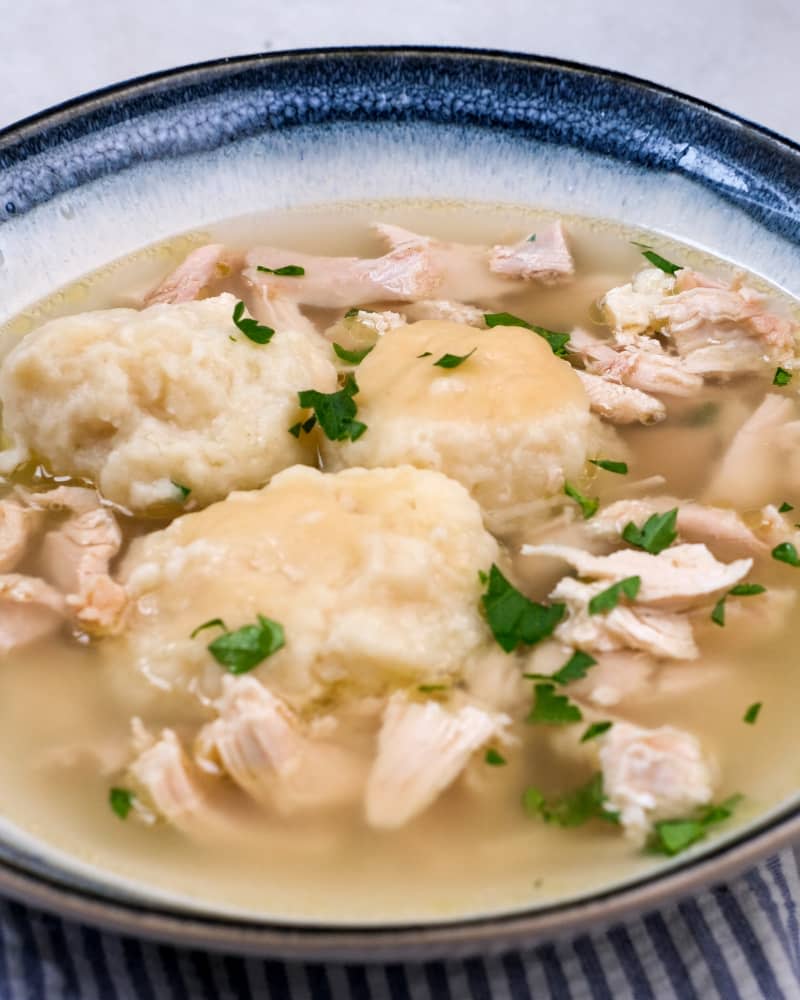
[1,46,800,957]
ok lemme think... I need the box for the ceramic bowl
[1,46,799,960]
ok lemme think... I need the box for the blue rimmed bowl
[1,46,799,960]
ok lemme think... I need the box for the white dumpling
[0,293,336,511]
[324,319,594,511]
[116,465,499,703]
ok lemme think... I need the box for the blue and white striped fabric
[1,849,799,999]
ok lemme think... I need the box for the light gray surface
[2,0,799,140]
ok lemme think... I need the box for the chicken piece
[365,693,510,829]
[246,280,320,339]
[195,677,365,814]
[243,239,440,309]
[705,394,800,508]
[38,506,127,633]
[524,542,751,612]
[601,268,677,336]
[0,574,66,653]
[488,220,574,283]
[576,371,666,424]
[569,327,703,397]
[0,498,42,572]
[571,651,657,708]
[551,576,698,660]
[145,244,233,306]
[404,299,486,327]
[16,485,100,515]
[599,722,715,843]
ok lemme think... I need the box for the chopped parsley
[772,542,800,567]
[622,508,678,555]
[418,684,449,694]
[523,773,619,828]
[417,351,433,358]
[344,307,360,319]
[190,618,227,639]
[524,649,597,686]
[480,564,565,653]
[288,415,317,438]
[296,374,367,442]
[333,342,373,364]
[527,683,583,725]
[527,233,537,242]
[711,596,726,627]
[711,583,766,627]
[588,576,641,615]
[589,459,628,475]
[744,702,762,725]
[232,301,275,344]
[433,348,476,369]
[564,481,599,520]
[256,264,305,276]
[581,720,613,743]
[171,480,191,500]
[483,312,570,357]
[649,795,742,856]
[484,747,507,766]
[632,241,682,275]
[773,367,792,387]
[207,614,285,674]
[109,787,134,820]
[779,501,794,513]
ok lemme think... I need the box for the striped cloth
[1,849,799,999]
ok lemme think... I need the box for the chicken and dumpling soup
[1,202,799,922]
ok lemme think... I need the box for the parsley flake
[417,351,433,358]
[523,773,619,828]
[171,480,191,500]
[288,415,317,438]
[773,367,792,387]
[581,720,613,743]
[485,747,507,766]
[483,312,570,357]
[649,795,742,856]
[109,787,134,820]
[256,264,305,276]
[344,307,360,319]
[333,342,373,364]
[433,348,476,369]
[772,542,800,567]
[632,242,682,275]
[622,508,678,555]
[527,233,537,242]
[418,684,449,694]
[744,702,762,724]
[729,583,766,596]
[207,614,285,674]
[711,596,726,627]
[232,301,275,344]
[779,501,794,513]
[190,618,227,639]
[297,375,367,442]
[589,459,628,475]
[480,564,565,653]
[524,650,597,686]
[564,481,599,520]
[527,683,583,725]
[588,576,641,615]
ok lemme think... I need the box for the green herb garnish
[588,576,641,615]
[523,773,619,828]
[109,787,134,820]
[524,650,597,686]
[772,542,800,567]
[589,459,628,475]
[417,351,433,358]
[581,721,613,743]
[485,747,507,766]
[527,683,583,725]
[779,502,794,513]
[297,374,367,442]
[632,242,682,275]
[190,618,227,639]
[433,348,476,369]
[288,415,318,438]
[564,481,599,520]
[483,312,570,357]
[171,481,191,500]
[649,795,742,856]
[622,508,678,555]
[744,702,762,724]
[207,614,285,674]
[333,342,373,364]
[480,563,565,653]
[711,596,726,627]
[232,301,275,344]
[344,307,360,319]
[729,583,766,596]
[256,264,305,276]
[773,367,792,387]
[418,684,449,694]
[527,233,537,242]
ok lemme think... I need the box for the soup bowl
[0,46,799,960]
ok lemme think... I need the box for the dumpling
[0,293,336,511]
[323,319,594,511]
[116,465,499,703]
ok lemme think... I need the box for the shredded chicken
[16,485,100,515]
[0,573,66,652]
[195,677,364,814]
[488,220,574,283]
[524,542,751,611]
[403,299,486,327]
[365,693,509,829]
[550,576,698,660]
[601,268,676,336]
[246,280,320,339]
[0,498,42,572]
[599,722,715,843]
[576,371,666,424]
[145,244,233,306]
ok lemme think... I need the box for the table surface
[2,0,799,141]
